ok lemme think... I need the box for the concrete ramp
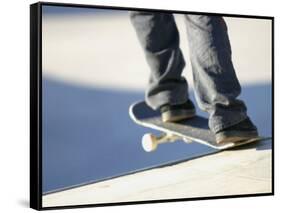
[43,138,272,207]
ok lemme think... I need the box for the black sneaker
[215,118,258,144]
[160,100,196,122]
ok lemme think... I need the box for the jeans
[130,12,249,133]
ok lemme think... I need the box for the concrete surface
[43,138,272,207]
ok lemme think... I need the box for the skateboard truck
[142,133,192,152]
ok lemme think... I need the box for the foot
[160,100,196,122]
[215,118,258,144]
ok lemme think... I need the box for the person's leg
[184,15,257,142]
[130,11,189,110]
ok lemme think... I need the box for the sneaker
[160,100,196,122]
[215,118,258,144]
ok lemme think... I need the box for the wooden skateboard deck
[129,101,267,152]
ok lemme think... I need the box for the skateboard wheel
[142,133,158,152]
[183,138,192,144]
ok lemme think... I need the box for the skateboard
[129,101,268,152]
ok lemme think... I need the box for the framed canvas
[30,1,274,210]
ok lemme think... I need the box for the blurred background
[42,5,272,193]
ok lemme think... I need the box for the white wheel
[142,133,158,152]
[183,138,192,144]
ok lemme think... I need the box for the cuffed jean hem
[210,114,248,133]
[145,90,188,110]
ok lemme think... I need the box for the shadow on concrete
[42,76,272,193]
[230,138,272,151]
[256,138,272,151]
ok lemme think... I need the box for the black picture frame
[30,1,274,210]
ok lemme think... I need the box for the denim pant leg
[184,15,248,133]
[130,12,188,110]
